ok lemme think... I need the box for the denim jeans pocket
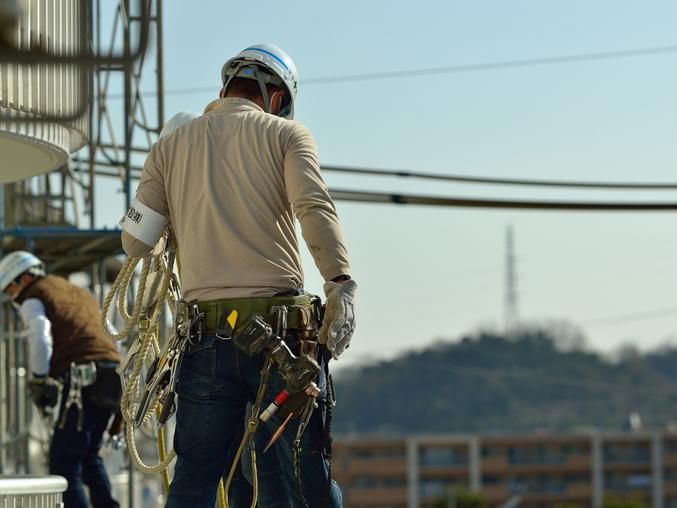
[177,335,221,400]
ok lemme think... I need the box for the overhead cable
[106,44,677,99]
[329,189,677,211]
[304,44,677,84]
[322,165,677,190]
[88,167,677,211]
[583,307,677,326]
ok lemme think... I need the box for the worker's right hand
[28,376,60,411]
[319,279,357,359]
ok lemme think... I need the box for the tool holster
[57,361,97,431]
[232,300,321,395]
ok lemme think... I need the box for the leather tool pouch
[85,363,122,411]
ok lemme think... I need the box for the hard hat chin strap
[253,67,271,114]
[223,61,275,114]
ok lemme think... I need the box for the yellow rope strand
[155,406,171,493]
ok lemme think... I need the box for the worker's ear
[269,89,286,116]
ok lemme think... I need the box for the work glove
[28,375,60,414]
[319,279,357,360]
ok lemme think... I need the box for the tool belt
[186,292,323,395]
[190,292,322,342]
[58,361,122,415]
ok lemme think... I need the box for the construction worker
[120,43,356,507]
[0,251,122,508]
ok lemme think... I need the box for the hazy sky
[95,1,677,370]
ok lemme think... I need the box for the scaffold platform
[0,227,123,277]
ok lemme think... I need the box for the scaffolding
[0,3,165,505]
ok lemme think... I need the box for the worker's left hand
[319,279,357,359]
[28,376,60,412]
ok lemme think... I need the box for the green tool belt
[195,293,319,335]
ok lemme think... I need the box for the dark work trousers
[165,334,342,508]
[49,386,120,508]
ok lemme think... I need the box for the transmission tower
[504,224,519,333]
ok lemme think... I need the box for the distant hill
[331,330,677,435]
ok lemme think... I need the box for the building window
[561,442,590,455]
[481,445,502,458]
[419,447,468,467]
[507,476,529,494]
[506,445,566,465]
[603,442,650,463]
[353,476,378,489]
[664,439,677,453]
[506,475,566,494]
[604,472,652,491]
[352,448,375,459]
[419,479,448,498]
[482,475,500,485]
[563,473,590,485]
[350,446,405,460]
[626,474,652,489]
[383,476,406,487]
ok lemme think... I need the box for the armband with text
[119,198,167,246]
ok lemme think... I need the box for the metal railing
[0,475,66,508]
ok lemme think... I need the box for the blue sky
[96,1,677,369]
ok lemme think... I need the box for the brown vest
[18,275,120,377]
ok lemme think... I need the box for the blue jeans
[49,398,119,508]
[165,335,342,508]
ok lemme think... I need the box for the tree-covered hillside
[332,330,677,434]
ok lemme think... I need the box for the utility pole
[504,224,519,333]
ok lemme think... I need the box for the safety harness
[57,361,97,431]
[101,232,336,507]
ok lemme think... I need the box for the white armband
[119,198,167,246]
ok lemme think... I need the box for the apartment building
[332,431,677,508]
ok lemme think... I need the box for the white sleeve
[19,298,52,376]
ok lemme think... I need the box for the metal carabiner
[187,303,204,346]
[174,299,191,339]
[270,305,288,341]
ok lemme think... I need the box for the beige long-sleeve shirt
[122,97,351,301]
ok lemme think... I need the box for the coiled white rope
[101,242,178,474]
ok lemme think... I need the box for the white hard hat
[159,111,199,139]
[0,251,44,292]
[221,43,299,119]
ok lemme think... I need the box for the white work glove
[319,279,357,359]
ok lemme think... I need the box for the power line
[305,44,677,84]
[329,189,677,210]
[105,44,677,99]
[583,307,677,327]
[91,164,677,209]
[322,165,677,190]
[90,157,677,191]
